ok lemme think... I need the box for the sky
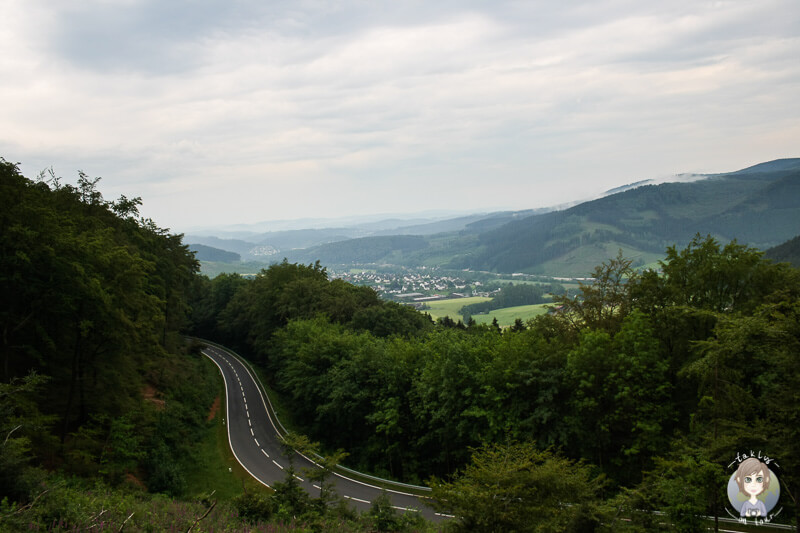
[2,0,799,232]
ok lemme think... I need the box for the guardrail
[190,336,432,495]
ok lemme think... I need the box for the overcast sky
[2,0,798,231]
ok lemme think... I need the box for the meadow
[422,296,550,327]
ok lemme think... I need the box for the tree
[430,441,599,533]
[645,234,782,314]
[0,372,52,501]
[566,311,672,484]
[553,250,636,333]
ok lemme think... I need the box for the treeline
[458,282,548,321]
[190,235,800,530]
[0,160,217,505]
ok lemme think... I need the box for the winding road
[201,342,446,521]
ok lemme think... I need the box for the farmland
[422,297,551,327]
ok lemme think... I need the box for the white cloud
[1,0,798,229]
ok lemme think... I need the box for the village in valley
[328,266,581,307]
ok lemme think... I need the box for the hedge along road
[201,342,447,521]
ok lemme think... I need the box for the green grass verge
[182,358,271,500]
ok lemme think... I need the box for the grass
[536,242,664,277]
[182,358,271,500]
[470,303,551,327]
[423,297,552,327]
[422,296,491,320]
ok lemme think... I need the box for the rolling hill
[464,159,800,274]
[280,158,800,275]
[766,234,800,267]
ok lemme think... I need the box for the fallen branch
[3,424,22,445]
[118,512,134,532]
[10,488,50,516]
[186,500,217,532]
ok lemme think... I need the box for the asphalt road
[201,343,445,521]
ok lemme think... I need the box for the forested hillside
[189,243,241,262]
[464,159,800,273]
[0,161,253,530]
[766,234,800,267]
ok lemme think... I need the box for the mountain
[464,159,800,274]
[187,243,241,262]
[279,159,800,276]
[285,235,429,264]
[183,235,259,257]
[766,234,800,267]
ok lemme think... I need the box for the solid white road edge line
[226,348,428,499]
[201,350,271,490]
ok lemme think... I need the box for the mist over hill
[193,159,800,276]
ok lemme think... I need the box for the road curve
[201,343,445,521]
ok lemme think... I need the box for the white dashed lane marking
[261,449,270,458]
[345,496,370,504]
[272,460,284,470]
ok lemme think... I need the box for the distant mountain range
[188,158,800,276]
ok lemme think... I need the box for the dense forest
[3,157,800,532]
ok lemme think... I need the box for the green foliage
[233,491,275,523]
[430,441,599,533]
[365,490,427,532]
[553,250,636,333]
[658,234,774,312]
[0,372,53,501]
[566,311,672,484]
[1,161,198,451]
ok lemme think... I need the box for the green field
[422,297,551,327]
[422,296,491,320]
[470,303,551,327]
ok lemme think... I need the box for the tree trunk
[61,333,81,443]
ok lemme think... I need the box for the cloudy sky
[2,0,798,231]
